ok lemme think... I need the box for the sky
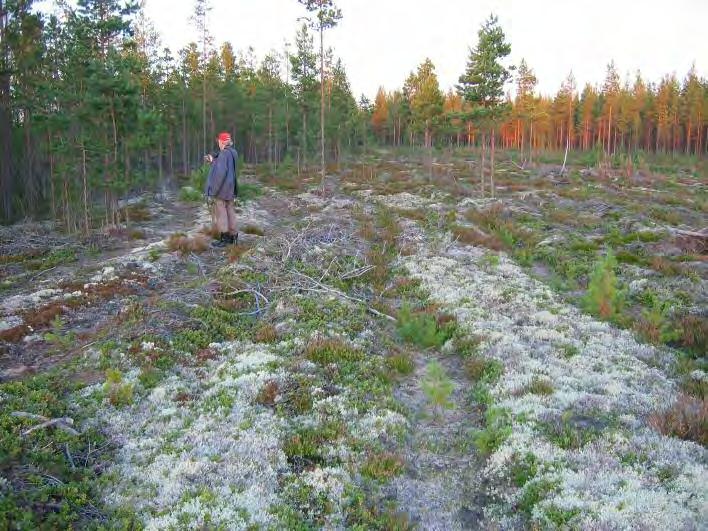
[142,0,708,99]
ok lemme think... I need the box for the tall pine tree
[457,14,513,197]
[296,0,342,188]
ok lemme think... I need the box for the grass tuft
[386,352,415,376]
[304,338,364,365]
[104,368,134,407]
[524,376,555,396]
[254,323,278,343]
[166,233,210,255]
[243,224,265,236]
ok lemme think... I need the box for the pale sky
[144,0,707,99]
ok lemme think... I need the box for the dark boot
[227,232,238,245]
[211,232,229,248]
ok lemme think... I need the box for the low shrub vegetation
[0,373,109,528]
[386,352,415,375]
[648,394,707,446]
[360,452,405,481]
[473,407,512,455]
[397,305,457,348]
[179,185,203,202]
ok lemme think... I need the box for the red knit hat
[217,132,231,142]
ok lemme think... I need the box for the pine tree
[616,78,633,153]
[601,61,620,154]
[0,0,44,221]
[406,59,443,148]
[515,58,537,161]
[655,75,679,152]
[371,86,389,143]
[257,52,284,168]
[290,23,318,168]
[443,89,464,147]
[328,57,356,161]
[563,72,576,149]
[457,14,513,197]
[681,64,703,155]
[629,72,647,152]
[191,0,212,159]
[578,84,597,152]
[296,0,342,188]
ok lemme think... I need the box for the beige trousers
[213,199,237,234]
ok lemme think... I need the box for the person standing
[205,132,239,247]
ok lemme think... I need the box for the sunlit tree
[457,14,513,196]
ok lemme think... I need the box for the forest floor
[0,150,706,529]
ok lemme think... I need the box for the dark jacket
[205,147,238,200]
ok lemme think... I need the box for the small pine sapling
[422,361,454,416]
[583,249,624,320]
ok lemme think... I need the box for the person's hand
[205,195,215,207]
[203,154,213,164]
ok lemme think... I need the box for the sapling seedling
[422,361,454,417]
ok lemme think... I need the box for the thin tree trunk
[561,135,570,174]
[182,96,188,175]
[268,104,273,168]
[685,120,691,155]
[48,130,56,220]
[302,110,307,167]
[0,0,12,222]
[607,106,612,154]
[24,111,36,214]
[490,128,495,198]
[480,132,486,196]
[319,23,325,189]
[158,139,163,181]
[202,73,207,158]
[81,141,90,234]
[169,131,174,176]
[62,161,71,232]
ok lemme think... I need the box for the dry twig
[11,411,80,437]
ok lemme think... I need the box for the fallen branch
[31,266,58,281]
[291,270,396,322]
[65,443,76,470]
[319,256,338,282]
[670,228,708,239]
[340,264,375,280]
[11,411,80,437]
[222,289,270,306]
[508,156,527,171]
